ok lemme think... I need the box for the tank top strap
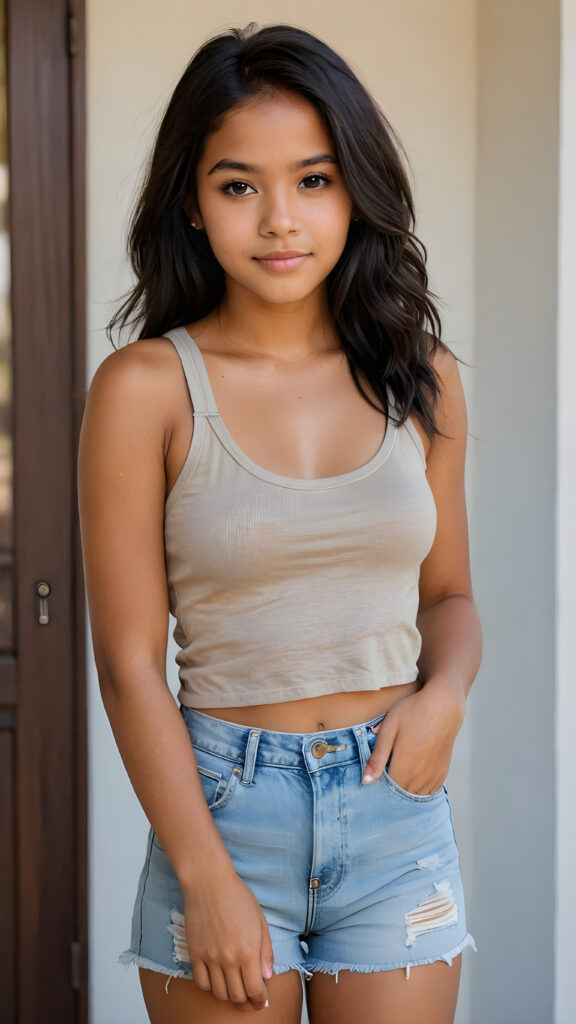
[162,326,220,417]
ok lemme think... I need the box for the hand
[362,681,466,795]
[182,871,274,1011]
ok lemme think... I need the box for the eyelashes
[222,181,256,197]
[221,174,332,197]
[299,174,331,190]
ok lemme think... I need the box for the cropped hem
[273,962,314,981]
[118,949,193,992]
[304,932,477,982]
[178,670,420,709]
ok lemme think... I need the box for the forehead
[198,92,335,170]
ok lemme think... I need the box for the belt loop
[353,724,372,774]
[241,729,261,786]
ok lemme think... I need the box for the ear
[184,196,204,231]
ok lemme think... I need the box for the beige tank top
[162,326,437,708]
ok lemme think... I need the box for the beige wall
[87,3,478,1022]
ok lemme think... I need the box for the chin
[249,276,326,303]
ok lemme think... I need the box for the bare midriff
[194,680,422,734]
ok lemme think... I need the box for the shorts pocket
[196,756,242,812]
[152,754,242,850]
[380,766,446,803]
[365,725,445,804]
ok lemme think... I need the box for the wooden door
[0,1,86,1021]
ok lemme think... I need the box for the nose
[259,188,300,237]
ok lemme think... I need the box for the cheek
[317,195,352,233]
[317,208,352,256]
[203,217,249,262]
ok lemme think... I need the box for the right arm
[78,341,273,1009]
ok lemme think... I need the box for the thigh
[139,967,303,1024]
[306,956,462,1024]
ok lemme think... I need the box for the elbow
[418,590,477,614]
[94,647,166,703]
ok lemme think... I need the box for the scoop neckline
[179,326,398,490]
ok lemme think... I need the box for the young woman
[78,23,481,1024]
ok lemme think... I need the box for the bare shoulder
[431,337,461,389]
[429,338,467,449]
[409,337,466,459]
[85,337,190,447]
[88,337,182,406]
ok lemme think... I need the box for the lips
[254,251,310,272]
[256,250,310,259]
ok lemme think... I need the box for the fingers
[191,958,212,994]
[184,882,274,1012]
[216,964,269,1011]
[362,722,394,784]
[193,959,269,1010]
[386,754,447,795]
[206,963,230,1003]
[246,916,274,1008]
[241,961,270,1010]
[189,918,273,1010]
[260,921,275,981]
[363,695,455,793]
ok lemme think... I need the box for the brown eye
[223,181,255,196]
[299,174,329,190]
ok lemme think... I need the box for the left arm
[362,345,482,793]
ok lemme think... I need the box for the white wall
[471,2,560,1021]
[555,2,576,1022]
[87,3,477,1022]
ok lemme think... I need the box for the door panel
[0,726,15,1022]
[0,0,12,656]
[0,1,87,1022]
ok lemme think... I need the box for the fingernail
[265,999,270,1008]
[362,773,374,784]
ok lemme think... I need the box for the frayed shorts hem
[118,949,193,992]
[119,932,477,988]
[302,931,477,981]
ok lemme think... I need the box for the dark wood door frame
[6,1,86,1021]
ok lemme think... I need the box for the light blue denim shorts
[119,705,476,985]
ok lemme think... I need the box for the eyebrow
[207,154,337,176]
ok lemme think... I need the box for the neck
[217,282,340,361]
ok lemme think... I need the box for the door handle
[35,580,51,625]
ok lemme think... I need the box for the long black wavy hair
[107,23,447,435]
